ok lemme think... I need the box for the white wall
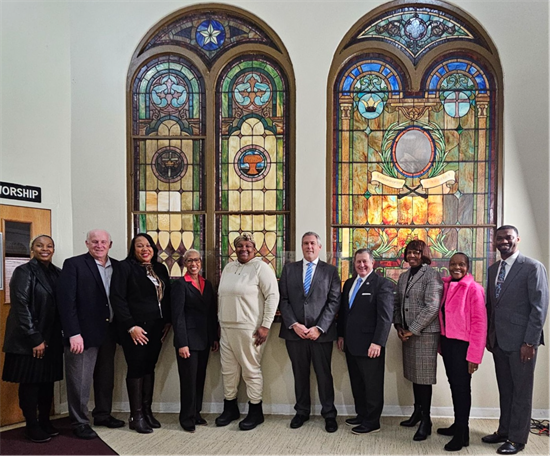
[1,0,548,418]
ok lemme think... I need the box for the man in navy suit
[337,248,395,435]
[482,225,548,454]
[57,229,124,439]
[279,232,341,433]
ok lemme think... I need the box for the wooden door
[0,204,51,426]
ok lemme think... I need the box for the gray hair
[233,232,256,248]
[301,231,322,246]
[86,229,112,243]
[354,248,374,262]
[182,248,202,262]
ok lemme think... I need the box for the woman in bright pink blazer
[437,252,487,452]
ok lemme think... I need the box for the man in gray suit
[279,232,341,433]
[483,225,548,454]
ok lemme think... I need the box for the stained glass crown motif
[139,11,280,67]
[345,3,491,65]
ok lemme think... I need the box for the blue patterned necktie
[304,262,313,295]
[495,261,506,299]
[349,278,363,308]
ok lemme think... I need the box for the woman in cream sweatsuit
[215,233,279,431]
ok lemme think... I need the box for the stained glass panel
[131,56,205,277]
[333,55,497,285]
[217,57,289,277]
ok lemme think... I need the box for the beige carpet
[92,414,549,455]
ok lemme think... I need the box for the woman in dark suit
[171,249,219,433]
[2,235,62,443]
[111,233,171,434]
[437,252,486,451]
[394,239,443,441]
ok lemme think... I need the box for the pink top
[184,272,205,294]
[439,274,487,364]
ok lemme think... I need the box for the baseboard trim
[101,401,548,420]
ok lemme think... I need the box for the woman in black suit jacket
[171,249,219,433]
[2,235,62,443]
[111,233,171,434]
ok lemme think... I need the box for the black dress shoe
[180,419,196,433]
[73,424,98,440]
[497,440,525,454]
[351,424,380,435]
[325,418,338,433]
[94,416,125,428]
[482,432,509,444]
[497,441,525,454]
[290,414,309,429]
[25,424,52,443]
[195,415,207,426]
[39,421,60,437]
[345,416,363,426]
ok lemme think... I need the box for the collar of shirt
[303,257,320,280]
[184,272,205,294]
[94,257,111,269]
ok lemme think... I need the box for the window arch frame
[127,4,296,283]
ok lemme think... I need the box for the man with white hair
[57,229,124,439]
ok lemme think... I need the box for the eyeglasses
[186,258,201,263]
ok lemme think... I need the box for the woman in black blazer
[2,235,62,443]
[111,233,171,434]
[171,249,219,432]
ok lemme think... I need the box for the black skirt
[2,346,63,384]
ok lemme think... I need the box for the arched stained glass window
[329,0,502,285]
[217,57,289,276]
[128,5,294,281]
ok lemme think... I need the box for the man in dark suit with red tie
[279,232,341,433]
[337,248,395,435]
[483,225,548,454]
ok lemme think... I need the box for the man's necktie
[304,262,313,295]
[349,278,363,308]
[495,261,506,299]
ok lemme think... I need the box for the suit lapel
[497,255,524,302]
[349,273,375,312]
[85,253,108,300]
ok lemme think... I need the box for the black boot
[215,399,240,426]
[413,411,432,441]
[142,373,161,428]
[239,401,264,431]
[444,425,469,451]
[437,423,456,436]
[25,421,51,443]
[38,383,59,437]
[400,404,421,427]
[126,378,153,434]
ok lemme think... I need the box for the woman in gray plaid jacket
[394,240,443,441]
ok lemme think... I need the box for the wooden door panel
[1,204,51,426]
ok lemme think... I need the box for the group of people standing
[2,226,547,456]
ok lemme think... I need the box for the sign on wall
[0,182,42,203]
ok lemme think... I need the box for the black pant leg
[355,349,385,428]
[195,348,210,414]
[92,322,117,419]
[441,336,471,427]
[311,342,336,419]
[345,350,367,419]
[285,340,312,416]
[19,383,40,423]
[176,349,199,422]
[37,382,55,423]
